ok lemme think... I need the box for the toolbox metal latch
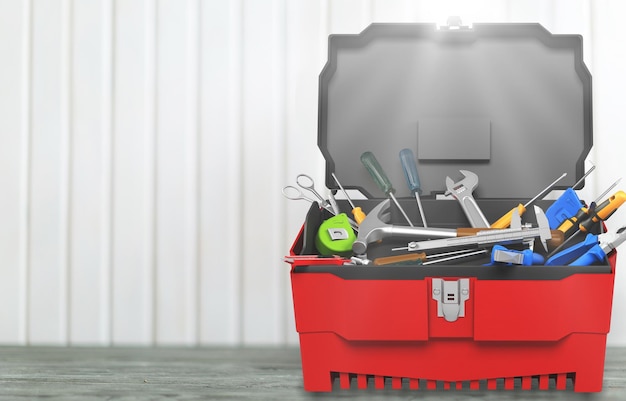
[432,278,470,322]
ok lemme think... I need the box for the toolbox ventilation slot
[331,372,575,391]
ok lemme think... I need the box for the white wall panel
[0,0,625,346]
[28,0,68,344]
[371,0,413,22]
[240,0,285,345]
[111,0,156,345]
[69,0,111,345]
[329,0,370,33]
[0,0,28,344]
[154,0,199,345]
[199,0,243,345]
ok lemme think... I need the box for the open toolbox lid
[319,22,592,199]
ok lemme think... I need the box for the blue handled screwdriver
[399,148,427,227]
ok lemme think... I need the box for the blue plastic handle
[488,244,545,266]
[523,250,546,266]
[569,244,606,266]
[545,188,584,230]
[399,148,422,195]
[545,233,599,266]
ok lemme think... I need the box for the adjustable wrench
[445,170,490,228]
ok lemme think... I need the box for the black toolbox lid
[319,23,592,200]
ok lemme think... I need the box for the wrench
[445,170,490,228]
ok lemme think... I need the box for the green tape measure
[315,213,356,256]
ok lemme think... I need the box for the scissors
[282,174,337,214]
[283,173,359,231]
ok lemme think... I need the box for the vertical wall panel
[240,0,285,344]
[68,0,110,345]
[507,0,555,26]
[111,0,155,345]
[372,0,413,22]
[28,0,68,344]
[100,0,114,346]
[329,0,370,33]
[199,0,243,345]
[0,0,28,344]
[154,0,199,345]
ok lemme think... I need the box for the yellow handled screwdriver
[547,190,626,258]
[573,191,626,236]
[332,173,366,225]
[557,178,621,236]
[491,172,567,229]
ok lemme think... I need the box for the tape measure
[315,213,356,256]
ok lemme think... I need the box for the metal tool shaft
[389,192,414,227]
[405,226,541,252]
[401,206,551,253]
[523,172,567,207]
[415,192,427,227]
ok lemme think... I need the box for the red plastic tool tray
[286,22,616,392]
[288,235,616,392]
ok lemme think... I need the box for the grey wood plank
[0,346,625,400]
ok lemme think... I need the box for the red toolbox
[286,22,619,392]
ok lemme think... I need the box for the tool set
[284,166,620,267]
[282,22,623,394]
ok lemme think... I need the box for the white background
[1,0,626,346]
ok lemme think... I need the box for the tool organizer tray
[285,22,617,393]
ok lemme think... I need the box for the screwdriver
[547,190,626,257]
[361,151,414,227]
[399,148,428,227]
[331,172,366,225]
[557,178,621,237]
[545,164,596,229]
[490,172,567,229]
[373,248,486,266]
[573,190,626,235]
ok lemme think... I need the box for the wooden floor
[1,346,626,400]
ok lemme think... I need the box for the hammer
[352,200,457,255]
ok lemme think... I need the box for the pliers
[545,226,626,266]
